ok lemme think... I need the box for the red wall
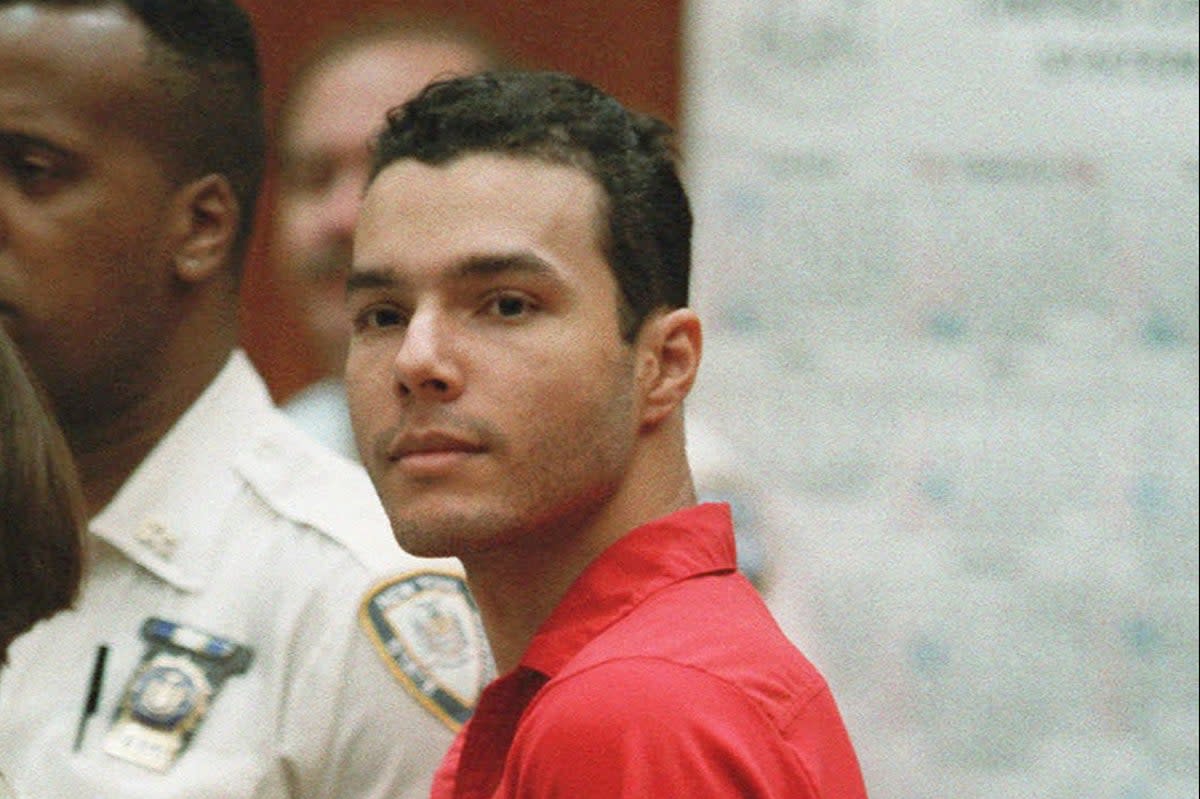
[237,0,684,401]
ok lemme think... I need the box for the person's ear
[635,307,702,429]
[170,174,239,283]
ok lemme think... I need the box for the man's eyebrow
[454,252,559,282]
[347,253,562,295]
[345,268,401,295]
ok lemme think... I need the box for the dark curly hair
[370,71,691,341]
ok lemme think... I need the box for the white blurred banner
[682,1,1198,796]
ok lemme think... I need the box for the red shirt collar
[518,502,737,678]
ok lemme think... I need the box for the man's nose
[392,309,465,402]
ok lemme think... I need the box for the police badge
[360,571,492,730]
[103,618,251,772]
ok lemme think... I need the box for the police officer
[0,2,487,797]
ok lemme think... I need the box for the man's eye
[356,306,406,331]
[6,152,58,191]
[18,155,50,176]
[489,293,535,319]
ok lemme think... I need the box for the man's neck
[464,449,697,675]
[463,510,634,676]
[71,347,232,516]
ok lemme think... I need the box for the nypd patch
[360,571,491,730]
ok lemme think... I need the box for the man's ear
[169,174,239,284]
[635,307,702,429]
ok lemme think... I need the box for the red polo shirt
[432,503,867,799]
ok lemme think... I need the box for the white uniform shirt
[0,352,486,799]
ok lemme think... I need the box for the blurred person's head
[0,0,264,507]
[274,14,503,376]
[0,327,84,666]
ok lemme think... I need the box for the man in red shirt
[345,71,868,798]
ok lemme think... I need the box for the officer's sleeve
[275,563,461,799]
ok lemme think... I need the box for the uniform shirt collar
[89,351,271,592]
[518,502,737,679]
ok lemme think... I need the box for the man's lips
[386,431,486,462]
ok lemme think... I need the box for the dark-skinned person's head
[0,0,264,468]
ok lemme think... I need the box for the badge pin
[134,520,177,560]
[104,619,251,772]
[360,571,492,730]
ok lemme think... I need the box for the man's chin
[387,511,513,560]
[390,535,459,560]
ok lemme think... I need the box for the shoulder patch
[359,571,493,730]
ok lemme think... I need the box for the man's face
[274,38,491,375]
[0,5,181,428]
[346,154,640,559]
